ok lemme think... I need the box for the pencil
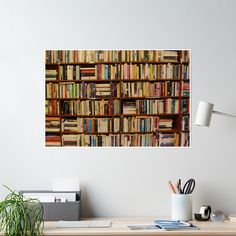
[168,180,176,194]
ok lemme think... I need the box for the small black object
[194,213,206,221]
[182,178,195,194]
[194,205,212,221]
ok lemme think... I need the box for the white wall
[0,0,236,217]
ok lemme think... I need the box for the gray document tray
[20,190,81,221]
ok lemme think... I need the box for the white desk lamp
[195,101,236,127]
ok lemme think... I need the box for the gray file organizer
[20,190,81,221]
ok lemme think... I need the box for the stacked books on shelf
[45,134,61,146]
[46,117,60,132]
[45,49,190,147]
[46,69,57,80]
[159,133,178,147]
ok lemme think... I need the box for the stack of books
[123,101,136,114]
[46,117,60,132]
[159,119,173,130]
[159,133,178,147]
[46,69,57,80]
[45,134,61,146]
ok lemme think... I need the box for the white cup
[171,194,192,221]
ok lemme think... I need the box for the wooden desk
[41,218,236,236]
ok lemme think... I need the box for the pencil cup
[171,194,192,221]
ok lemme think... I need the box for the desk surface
[41,218,236,236]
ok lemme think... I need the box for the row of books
[123,117,173,132]
[46,100,59,115]
[47,64,190,81]
[46,114,188,130]
[45,50,190,64]
[58,82,120,99]
[47,82,189,99]
[123,99,180,115]
[45,117,175,133]
[181,116,190,131]
[181,99,189,113]
[59,65,120,81]
[63,118,120,133]
[181,81,190,96]
[62,134,120,146]
[46,83,59,98]
[121,133,178,147]
[120,63,189,80]
[46,98,188,116]
[181,132,190,146]
[121,81,180,97]
[61,99,120,115]
[59,66,97,81]
[45,132,189,147]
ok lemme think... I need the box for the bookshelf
[45,50,190,147]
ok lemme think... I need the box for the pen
[175,182,180,194]
[178,179,182,194]
[168,180,176,194]
[178,221,192,226]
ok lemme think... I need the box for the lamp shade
[195,101,214,126]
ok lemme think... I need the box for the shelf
[122,130,179,134]
[121,79,181,82]
[46,97,188,100]
[60,114,120,117]
[61,130,179,135]
[45,80,59,83]
[45,78,190,83]
[58,80,120,83]
[60,97,120,100]
[45,131,60,133]
[121,96,180,100]
[62,131,120,135]
[46,61,189,65]
[121,113,179,117]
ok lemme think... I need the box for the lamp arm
[213,110,236,118]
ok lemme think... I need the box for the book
[154,220,198,231]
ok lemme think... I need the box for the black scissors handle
[182,178,195,194]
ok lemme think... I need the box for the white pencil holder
[171,194,192,221]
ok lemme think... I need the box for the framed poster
[45,50,190,147]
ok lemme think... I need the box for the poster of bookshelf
[45,50,190,147]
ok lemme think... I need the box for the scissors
[182,178,195,194]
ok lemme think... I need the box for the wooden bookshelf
[45,50,190,147]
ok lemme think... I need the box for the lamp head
[195,101,214,127]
